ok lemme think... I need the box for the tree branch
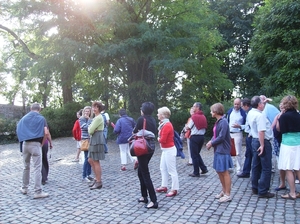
[0,24,40,60]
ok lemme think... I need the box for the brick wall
[0,104,30,119]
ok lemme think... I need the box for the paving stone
[1,137,300,223]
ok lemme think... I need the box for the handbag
[129,118,155,156]
[230,138,236,156]
[184,129,191,139]
[80,139,90,151]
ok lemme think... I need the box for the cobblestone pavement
[0,137,299,224]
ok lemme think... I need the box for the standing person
[72,109,82,162]
[237,98,252,178]
[183,107,194,165]
[41,127,53,185]
[206,103,233,203]
[133,102,158,209]
[88,102,106,190]
[17,103,49,199]
[272,103,286,191]
[187,102,208,177]
[156,107,179,197]
[260,95,280,173]
[79,106,93,182]
[247,96,274,198]
[277,95,300,199]
[113,109,137,171]
[227,98,246,176]
[101,106,110,154]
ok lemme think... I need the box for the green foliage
[41,102,83,138]
[0,116,19,144]
[245,0,300,96]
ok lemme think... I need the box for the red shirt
[72,120,81,141]
[158,122,175,148]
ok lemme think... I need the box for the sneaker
[72,159,79,162]
[33,191,49,199]
[218,194,232,203]
[20,187,28,195]
[295,179,300,184]
[82,177,91,183]
[87,176,94,181]
[215,191,224,199]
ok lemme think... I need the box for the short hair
[157,106,171,118]
[281,95,298,111]
[210,103,224,116]
[119,108,127,116]
[141,102,155,115]
[31,103,41,111]
[92,101,105,113]
[194,102,202,110]
[251,96,261,109]
[241,98,251,107]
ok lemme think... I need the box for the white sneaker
[82,177,91,183]
[215,191,224,199]
[33,191,49,199]
[295,179,299,184]
[218,194,232,203]
[20,187,28,194]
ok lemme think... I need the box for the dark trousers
[242,135,253,175]
[41,142,49,182]
[251,139,272,195]
[189,135,207,175]
[137,153,157,203]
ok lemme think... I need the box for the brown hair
[210,103,225,116]
[92,102,105,112]
[281,95,298,110]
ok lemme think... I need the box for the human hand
[257,146,264,156]
[206,141,212,150]
[111,122,115,128]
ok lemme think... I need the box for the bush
[41,102,83,138]
[0,116,19,144]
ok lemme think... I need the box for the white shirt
[229,109,243,132]
[246,108,273,140]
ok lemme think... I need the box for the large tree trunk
[127,57,157,114]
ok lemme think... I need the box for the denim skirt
[213,152,233,172]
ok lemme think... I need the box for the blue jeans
[242,135,253,175]
[189,135,207,175]
[251,138,272,195]
[103,128,108,153]
[82,151,91,178]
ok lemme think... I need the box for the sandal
[281,193,296,200]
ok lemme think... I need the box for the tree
[245,0,300,96]
[209,0,263,98]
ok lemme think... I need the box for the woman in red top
[156,107,179,197]
[72,109,82,162]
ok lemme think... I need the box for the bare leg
[285,170,296,197]
[76,148,81,160]
[278,170,286,188]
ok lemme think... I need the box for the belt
[230,132,241,134]
[252,138,272,141]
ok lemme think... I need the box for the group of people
[17,95,300,205]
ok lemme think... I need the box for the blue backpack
[174,130,185,159]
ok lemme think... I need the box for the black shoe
[237,173,250,178]
[189,173,200,177]
[138,197,148,204]
[201,170,208,174]
[258,192,275,198]
[252,188,258,195]
[145,201,158,209]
